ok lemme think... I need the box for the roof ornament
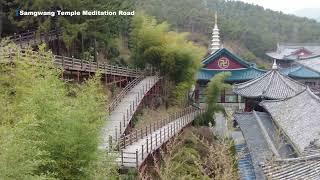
[272,59,278,70]
[210,11,220,54]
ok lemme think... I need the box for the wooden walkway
[8,30,58,48]
[1,50,142,78]
[114,107,203,168]
[100,76,160,150]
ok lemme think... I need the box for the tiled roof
[266,43,320,60]
[260,88,320,154]
[197,67,265,82]
[280,66,320,79]
[235,111,297,179]
[202,48,254,67]
[297,56,320,74]
[233,69,306,99]
[234,112,272,180]
[260,154,320,180]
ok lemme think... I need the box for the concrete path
[100,76,159,150]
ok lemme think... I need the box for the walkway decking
[100,76,160,150]
[116,108,201,168]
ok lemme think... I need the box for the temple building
[266,43,320,67]
[265,43,320,92]
[296,56,320,92]
[234,87,320,179]
[233,60,306,111]
[195,13,265,103]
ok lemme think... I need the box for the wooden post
[160,129,162,143]
[141,145,144,160]
[136,149,139,168]
[121,150,124,166]
[62,56,65,68]
[130,133,132,145]
[71,56,74,68]
[150,124,152,133]
[156,134,158,147]
[150,135,153,150]
[146,138,149,153]
[77,71,80,82]
[123,135,126,149]
[145,126,148,136]
[81,58,83,69]
[167,125,170,138]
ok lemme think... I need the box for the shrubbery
[130,13,205,105]
[0,42,117,179]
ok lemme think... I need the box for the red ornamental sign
[218,58,230,69]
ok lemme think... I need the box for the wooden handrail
[118,107,199,150]
[117,108,204,168]
[0,50,144,77]
[108,75,145,113]
[8,30,59,43]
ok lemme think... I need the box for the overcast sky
[236,0,320,13]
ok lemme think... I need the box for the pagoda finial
[215,12,218,28]
[272,59,278,70]
[210,11,220,54]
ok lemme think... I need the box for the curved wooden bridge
[116,107,202,168]
[4,31,204,170]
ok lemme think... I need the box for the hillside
[136,0,320,64]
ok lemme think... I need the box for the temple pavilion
[234,87,320,179]
[266,43,320,91]
[296,56,320,92]
[195,13,265,103]
[233,60,306,111]
[266,42,320,67]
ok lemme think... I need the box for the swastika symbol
[218,58,229,69]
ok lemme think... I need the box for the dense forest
[1,1,320,178]
[2,0,320,64]
[136,0,320,60]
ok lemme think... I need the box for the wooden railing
[116,107,198,150]
[54,55,142,77]
[107,76,160,142]
[116,107,204,168]
[8,30,59,44]
[108,75,145,113]
[0,50,143,77]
